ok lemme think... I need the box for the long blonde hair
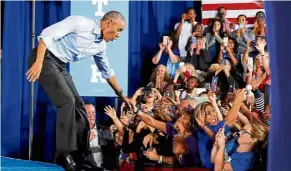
[250,120,267,142]
[150,64,170,82]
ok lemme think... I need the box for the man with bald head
[27,11,130,170]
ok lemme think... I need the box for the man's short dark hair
[217,6,226,12]
[255,11,265,18]
[188,76,199,82]
[185,7,195,14]
[101,11,126,24]
[237,14,248,21]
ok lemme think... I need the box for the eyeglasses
[240,129,252,136]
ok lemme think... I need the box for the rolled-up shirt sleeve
[93,51,115,79]
[38,16,94,48]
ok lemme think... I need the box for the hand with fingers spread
[120,111,130,126]
[104,105,117,119]
[26,62,43,82]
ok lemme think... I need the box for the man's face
[102,19,125,42]
[238,16,247,26]
[186,9,196,20]
[85,104,96,126]
[187,78,197,90]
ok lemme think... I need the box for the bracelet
[158,155,163,164]
[116,89,124,96]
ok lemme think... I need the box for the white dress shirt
[174,21,198,58]
[38,15,114,79]
[90,125,103,167]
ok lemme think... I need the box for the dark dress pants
[28,48,90,154]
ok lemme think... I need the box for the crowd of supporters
[88,6,270,171]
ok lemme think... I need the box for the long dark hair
[160,31,178,50]
[210,19,224,37]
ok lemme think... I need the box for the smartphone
[142,87,152,94]
[163,36,168,45]
[192,37,197,45]
[205,83,211,91]
[129,112,133,123]
[195,96,209,104]
[179,62,185,67]
[222,59,227,65]
[211,77,218,92]
[257,13,265,20]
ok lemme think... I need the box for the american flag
[202,0,265,27]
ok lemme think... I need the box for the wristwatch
[116,89,124,96]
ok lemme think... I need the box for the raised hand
[120,111,130,126]
[104,105,117,119]
[159,43,166,51]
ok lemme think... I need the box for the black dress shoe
[80,154,104,171]
[55,153,77,171]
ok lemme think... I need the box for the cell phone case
[211,77,218,92]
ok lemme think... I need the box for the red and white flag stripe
[202,0,265,27]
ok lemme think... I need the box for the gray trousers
[28,48,90,154]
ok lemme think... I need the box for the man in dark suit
[85,103,118,170]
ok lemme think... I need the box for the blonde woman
[213,120,267,171]
[147,64,170,93]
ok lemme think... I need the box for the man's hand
[120,96,132,111]
[26,61,42,82]
[181,13,187,23]
[89,130,96,141]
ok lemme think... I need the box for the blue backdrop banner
[70,0,129,97]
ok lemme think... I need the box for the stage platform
[0,156,64,171]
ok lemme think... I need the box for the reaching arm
[214,146,225,170]
[104,106,124,134]
[225,89,245,127]
[136,111,167,133]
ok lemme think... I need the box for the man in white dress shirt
[26,11,130,170]
[174,7,198,60]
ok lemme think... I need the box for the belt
[45,49,66,65]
